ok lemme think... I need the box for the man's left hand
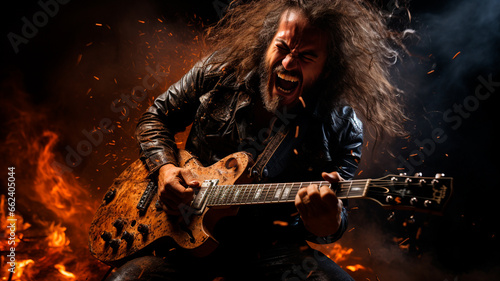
[295,171,344,237]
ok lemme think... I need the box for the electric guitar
[89,150,453,266]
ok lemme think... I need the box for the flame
[31,130,95,221]
[0,122,108,280]
[46,222,70,248]
[328,243,354,263]
[346,264,367,272]
[9,260,35,281]
[54,264,76,279]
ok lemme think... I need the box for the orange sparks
[295,126,300,138]
[452,51,461,60]
[93,76,99,80]
[273,220,289,227]
[298,96,306,108]
[95,23,102,26]
[76,54,82,66]
[427,69,435,74]
[138,20,145,24]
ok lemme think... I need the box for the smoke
[351,0,500,280]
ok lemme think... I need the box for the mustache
[272,64,300,78]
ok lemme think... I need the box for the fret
[263,184,272,203]
[264,184,275,203]
[210,185,221,206]
[346,181,353,198]
[254,184,264,203]
[232,186,241,204]
[274,183,287,202]
[248,185,256,204]
[225,185,235,205]
[238,185,247,204]
[281,183,292,201]
[242,184,252,204]
[220,186,229,205]
[205,185,215,206]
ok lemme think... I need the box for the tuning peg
[399,172,407,176]
[435,173,445,178]
[414,172,422,177]
[410,197,418,205]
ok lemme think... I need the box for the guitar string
[206,182,444,206]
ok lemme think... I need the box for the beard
[258,59,282,113]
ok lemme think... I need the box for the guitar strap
[249,124,288,182]
[249,113,310,182]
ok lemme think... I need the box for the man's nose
[282,53,298,70]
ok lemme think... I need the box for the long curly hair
[205,0,410,139]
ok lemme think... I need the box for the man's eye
[300,54,314,62]
[277,44,289,52]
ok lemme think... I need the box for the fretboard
[205,180,369,207]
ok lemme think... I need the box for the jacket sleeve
[305,106,363,244]
[135,60,207,174]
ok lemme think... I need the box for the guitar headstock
[365,173,453,214]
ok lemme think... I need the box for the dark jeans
[105,245,354,281]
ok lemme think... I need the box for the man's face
[261,9,328,112]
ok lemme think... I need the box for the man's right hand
[157,164,200,215]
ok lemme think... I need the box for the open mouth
[275,71,300,94]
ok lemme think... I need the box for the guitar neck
[205,180,369,207]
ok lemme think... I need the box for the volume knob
[109,239,121,250]
[100,231,112,242]
[138,224,149,234]
[113,218,125,233]
[121,231,135,243]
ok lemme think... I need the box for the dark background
[1,0,499,280]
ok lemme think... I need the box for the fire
[45,222,70,248]
[7,259,35,281]
[328,243,354,263]
[307,241,371,276]
[54,264,76,279]
[31,130,96,221]
[346,264,367,272]
[1,122,108,280]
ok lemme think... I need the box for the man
[107,0,407,280]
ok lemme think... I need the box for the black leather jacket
[135,56,363,246]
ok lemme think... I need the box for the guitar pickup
[191,179,218,212]
[137,180,158,215]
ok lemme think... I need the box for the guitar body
[89,150,253,266]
